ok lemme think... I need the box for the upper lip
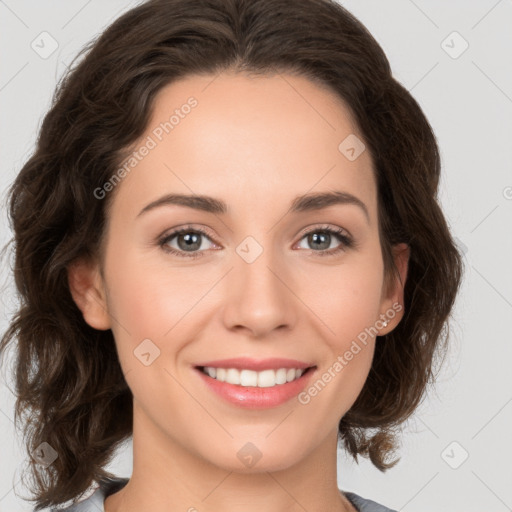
[194,357,315,371]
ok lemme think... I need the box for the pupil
[310,232,329,250]
[179,232,201,251]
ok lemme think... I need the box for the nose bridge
[222,234,297,337]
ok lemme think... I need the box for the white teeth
[201,366,307,387]
[240,369,257,386]
[275,368,287,384]
[226,368,240,385]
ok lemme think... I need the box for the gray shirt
[54,477,397,512]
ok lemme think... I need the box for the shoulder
[343,490,398,512]
[49,477,129,512]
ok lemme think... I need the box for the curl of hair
[0,0,464,508]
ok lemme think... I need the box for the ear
[377,242,410,335]
[67,257,111,331]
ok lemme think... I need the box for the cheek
[302,255,384,345]
[295,262,383,421]
[103,244,216,371]
[104,241,198,329]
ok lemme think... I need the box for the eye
[158,224,355,260]
[158,226,217,259]
[295,225,354,257]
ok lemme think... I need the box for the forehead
[111,72,377,222]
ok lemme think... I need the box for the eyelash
[158,224,354,260]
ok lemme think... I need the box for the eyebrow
[137,190,370,223]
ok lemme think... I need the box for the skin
[68,71,409,512]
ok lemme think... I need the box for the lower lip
[195,367,316,409]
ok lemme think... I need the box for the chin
[196,436,308,474]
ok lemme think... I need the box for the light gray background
[1,1,511,511]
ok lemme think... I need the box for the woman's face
[70,71,408,473]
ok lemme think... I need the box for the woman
[0,0,463,511]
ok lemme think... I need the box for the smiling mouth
[195,365,316,388]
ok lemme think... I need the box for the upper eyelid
[160,225,218,245]
[296,223,351,239]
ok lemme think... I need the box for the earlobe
[378,242,410,334]
[67,257,111,331]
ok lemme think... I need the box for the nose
[221,243,298,339]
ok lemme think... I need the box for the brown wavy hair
[0,0,464,509]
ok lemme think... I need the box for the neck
[105,400,356,512]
